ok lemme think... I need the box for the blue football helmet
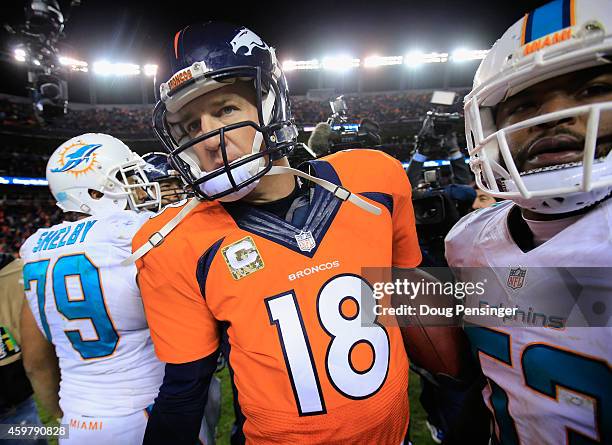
[152,22,298,201]
[142,151,190,206]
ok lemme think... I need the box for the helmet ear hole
[88,189,103,200]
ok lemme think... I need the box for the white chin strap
[267,166,381,215]
[200,156,266,202]
[122,165,381,266]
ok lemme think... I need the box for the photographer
[408,106,477,268]
[407,117,471,187]
[307,96,382,156]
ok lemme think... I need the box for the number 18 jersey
[20,210,164,417]
[134,150,422,444]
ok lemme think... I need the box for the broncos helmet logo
[51,143,102,175]
[230,28,269,56]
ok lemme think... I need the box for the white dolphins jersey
[445,200,611,445]
[20,210,164,417]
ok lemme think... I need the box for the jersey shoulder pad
[321,149,406,194]
[323,148,399,171]
[97,210,152,246]
[445,200,513,262]
[132,199,222,256]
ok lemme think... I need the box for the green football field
[39,369,435,445]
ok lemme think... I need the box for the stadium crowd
[0,90,467,136]
[291,91,465,125]
[0,99,154,135]
[0,198,62,255]
[0,150,49,177]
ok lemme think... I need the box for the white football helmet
[464,0,612,214]
[46,133,161,215]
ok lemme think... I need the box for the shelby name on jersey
[30,220,97,253]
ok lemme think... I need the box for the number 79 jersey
[20,210,164,417]
[134,150,422,444]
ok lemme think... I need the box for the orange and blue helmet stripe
[521,0,575,45]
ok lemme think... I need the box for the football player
[142,151,191,208]
[131,21,425,445]
[19,133,164,444]
[446,0,612,444]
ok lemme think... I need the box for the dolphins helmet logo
[51,142,102,177]
[230,28,269,56]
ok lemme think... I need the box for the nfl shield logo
[295,230,316,252]
[507,267,526,290]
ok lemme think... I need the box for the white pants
[60,410,148,445]
[60,376,221,445]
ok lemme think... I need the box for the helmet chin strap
[266,166,381,215]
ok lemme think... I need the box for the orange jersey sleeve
[389,158,422,267]
[133,204,220,364]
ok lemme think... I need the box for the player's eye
[577,83,612,99]
[508,101,535,115]
[217,105,238,117]
[185,120,201,135]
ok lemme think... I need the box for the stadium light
[322,56,360,71]
[282,59,320,71]
[93,61,141,76]
[451,49,488,62]
[32,59,41,66]
[404,51,450,68]
[59,56,89,72]
[423,52,449,63]
[404,51,425,68]
[144,64,158,76]
[364,55,403,68]
[14,48,26,62]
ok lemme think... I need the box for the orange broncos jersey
[134,149,422,444]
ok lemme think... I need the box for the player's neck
[243,157,295,204]
[64,211,90,222]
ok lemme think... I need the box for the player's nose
[536,93,577,129]
[198,114,224,152]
